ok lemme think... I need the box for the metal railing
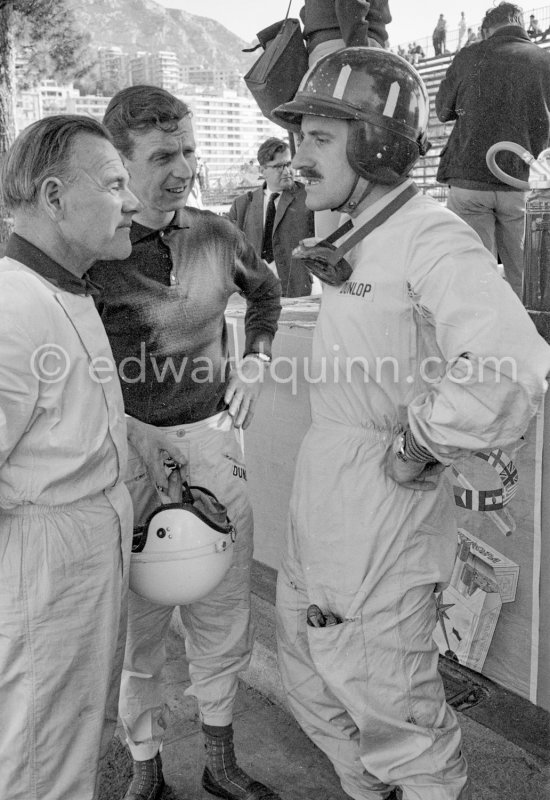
[393,5,550,62]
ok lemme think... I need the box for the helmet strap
[332,175,375,216]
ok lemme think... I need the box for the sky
[154,0,496,47]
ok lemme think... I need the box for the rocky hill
[65,0,257,73]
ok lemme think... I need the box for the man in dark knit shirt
[90,85,282,800]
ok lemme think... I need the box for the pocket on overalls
[276,571,307,648]
[124,444,158,527]
[221,427,247,483]
[307,614,369,719]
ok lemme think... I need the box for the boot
[202,723,281,800]
[122,752,165,800]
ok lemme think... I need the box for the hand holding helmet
[126,415,184,494]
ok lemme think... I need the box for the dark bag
[243,16,308,120]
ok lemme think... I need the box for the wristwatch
[392,429,439,465]
[392,431,408,462]
[244,351,272,364]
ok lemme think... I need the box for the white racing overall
[0,259,133,800]
[276,182,550,800]
[120,411,254,759]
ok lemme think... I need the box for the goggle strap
[322,183,419,266]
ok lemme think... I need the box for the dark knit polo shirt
[90,207,281,426]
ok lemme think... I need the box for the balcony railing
[394,5,550,62]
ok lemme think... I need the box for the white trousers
[119,412,254,760]
[0,486,132,800]
[276,422,470,800]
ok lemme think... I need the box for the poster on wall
[434,529,516,671]
[435,406,545,705]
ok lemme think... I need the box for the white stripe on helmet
[383,81,401,117]
[333,65,352,99]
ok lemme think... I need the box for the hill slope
[66,0,256,72]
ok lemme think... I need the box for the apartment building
[182,90,287,185]
[98,46,130,91]
[130,51,181,93]
[182,65,243,93]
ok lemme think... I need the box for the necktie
[261,192,279,263]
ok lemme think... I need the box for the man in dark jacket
[228,137,315,297]
[435,1,550,297]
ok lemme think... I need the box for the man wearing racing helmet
[271,47,550,800]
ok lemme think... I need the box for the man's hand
[126,415,182,493]
[384,450,446,492]
[224,356,267,429]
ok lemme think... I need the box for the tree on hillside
[0,0,94,245]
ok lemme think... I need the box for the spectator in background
[228,137,315,297]
[432,13,447,55]
[239,158,259,186]
[0,114,139,799]
[435,1,550,297]
[463,26,478,46]
[457,11,467,48]
[527,13,543,38]
[410,41,425,62]
[196,152,209,190]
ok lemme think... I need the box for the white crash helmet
[130,482,236,606]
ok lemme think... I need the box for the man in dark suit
[228,137,315,297]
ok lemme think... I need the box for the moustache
[297,170,323,181]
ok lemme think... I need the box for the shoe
[122,752,165,800]
[202,724,281,800]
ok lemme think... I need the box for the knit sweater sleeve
[225,217,282,355]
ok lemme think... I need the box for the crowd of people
[1,2,549,800]
[393,6,550,62]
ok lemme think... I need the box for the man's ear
[39,177,65,220]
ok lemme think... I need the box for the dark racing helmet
[272,47,430,185]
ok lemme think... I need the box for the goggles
[292,183,419,287]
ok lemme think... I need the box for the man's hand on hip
[384,452,446,492]
[224,356,267,429]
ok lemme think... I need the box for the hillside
[65,0,256,73]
